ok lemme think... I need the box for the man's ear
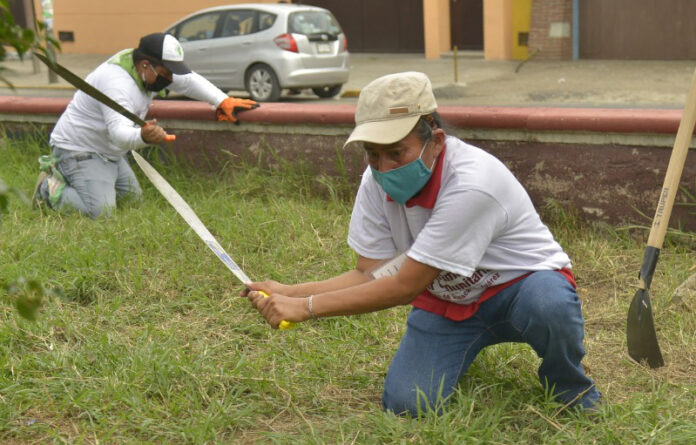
[431,128,446,155]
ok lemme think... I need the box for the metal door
[579,0,696,59]
[450,0,483,50]
[296,0,424,52]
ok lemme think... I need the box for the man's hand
[216,97,259,124]
[140,119,169,144]
[246,290,310,329]
[241,280,293,298]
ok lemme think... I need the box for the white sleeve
[101,105,147,150]
[347,172,399,260]
[168,71,228,107]
[98,78,148,150]
[408,189,508,277]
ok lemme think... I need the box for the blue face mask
[370,139,434,205]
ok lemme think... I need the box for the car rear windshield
[288,11,342,37]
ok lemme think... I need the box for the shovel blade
[627,288,664,368]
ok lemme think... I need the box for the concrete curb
[1,95,695,230]
[0,96,687,135]
[3,85,76,90]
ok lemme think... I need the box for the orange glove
[216,97,259,124]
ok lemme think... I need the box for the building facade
[18,0,696,60]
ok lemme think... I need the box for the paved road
[2,52,694,108]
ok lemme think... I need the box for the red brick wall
[529,0,573,60]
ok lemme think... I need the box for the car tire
[245,64,281,102]
[312,85,342,98]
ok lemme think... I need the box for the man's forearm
[286,269,371,297]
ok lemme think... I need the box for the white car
[165,3,350,102]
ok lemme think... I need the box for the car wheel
[245,64,281,102]
[312,85,342,98]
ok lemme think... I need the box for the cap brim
[343,115,420,149]
[162,60,191,75]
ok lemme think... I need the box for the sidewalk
[2,52,694,108]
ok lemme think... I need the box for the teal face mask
[370,139,434,205]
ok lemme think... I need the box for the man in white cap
[33,32,257,218]
[245,72,601,416]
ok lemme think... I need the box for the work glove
[216,97,259,124]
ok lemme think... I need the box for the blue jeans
[42,146,142,218]
[382,270,600,416]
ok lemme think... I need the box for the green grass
[1,131,695,444]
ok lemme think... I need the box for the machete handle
[259,291,296,330]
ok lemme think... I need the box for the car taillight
[343,36,348,52]
[274,33,298,53]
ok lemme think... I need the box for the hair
[132,49,162,68]
[413,111,443,142]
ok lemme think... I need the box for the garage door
[450,0,483,50]
[294,0,425,52]
[580,0,696,59]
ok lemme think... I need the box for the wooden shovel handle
[647,67,696,249]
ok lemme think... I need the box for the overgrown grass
[1,132,695,444]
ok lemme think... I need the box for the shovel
[627,67,696,368]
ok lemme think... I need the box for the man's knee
[117,178,142,199]
[82,194,114,219]
[78,183,117,218]
[382,381,449,417]
[86,205,108,219]
[382,384,418,416]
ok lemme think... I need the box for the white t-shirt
[347,136,571,305]
[50,54,228,160]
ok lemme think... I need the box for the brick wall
[528,0,573,60]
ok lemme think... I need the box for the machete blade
[627,288,664,368]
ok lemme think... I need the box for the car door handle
[241,41,253,46]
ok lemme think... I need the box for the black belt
[73,152,116,162]
[73,153,96,161]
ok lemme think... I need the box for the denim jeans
[382,270,600,416]
[42,146,142,218]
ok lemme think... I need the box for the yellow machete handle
[259,291,295,330]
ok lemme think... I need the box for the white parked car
[165,3,350,102]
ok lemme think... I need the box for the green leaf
[15,293,42,320]
[3,277,52,321]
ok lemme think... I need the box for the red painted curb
[0,96,75,115]
[438,106,684,134]
[0,96,686,134]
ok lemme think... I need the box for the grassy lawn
[1,131,695,444]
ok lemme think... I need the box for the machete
[627,66,696,368]
[33,52,175,142]
[131,151,293,330]
[34,51,292,329]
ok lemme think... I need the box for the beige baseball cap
[344,71,438,149]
